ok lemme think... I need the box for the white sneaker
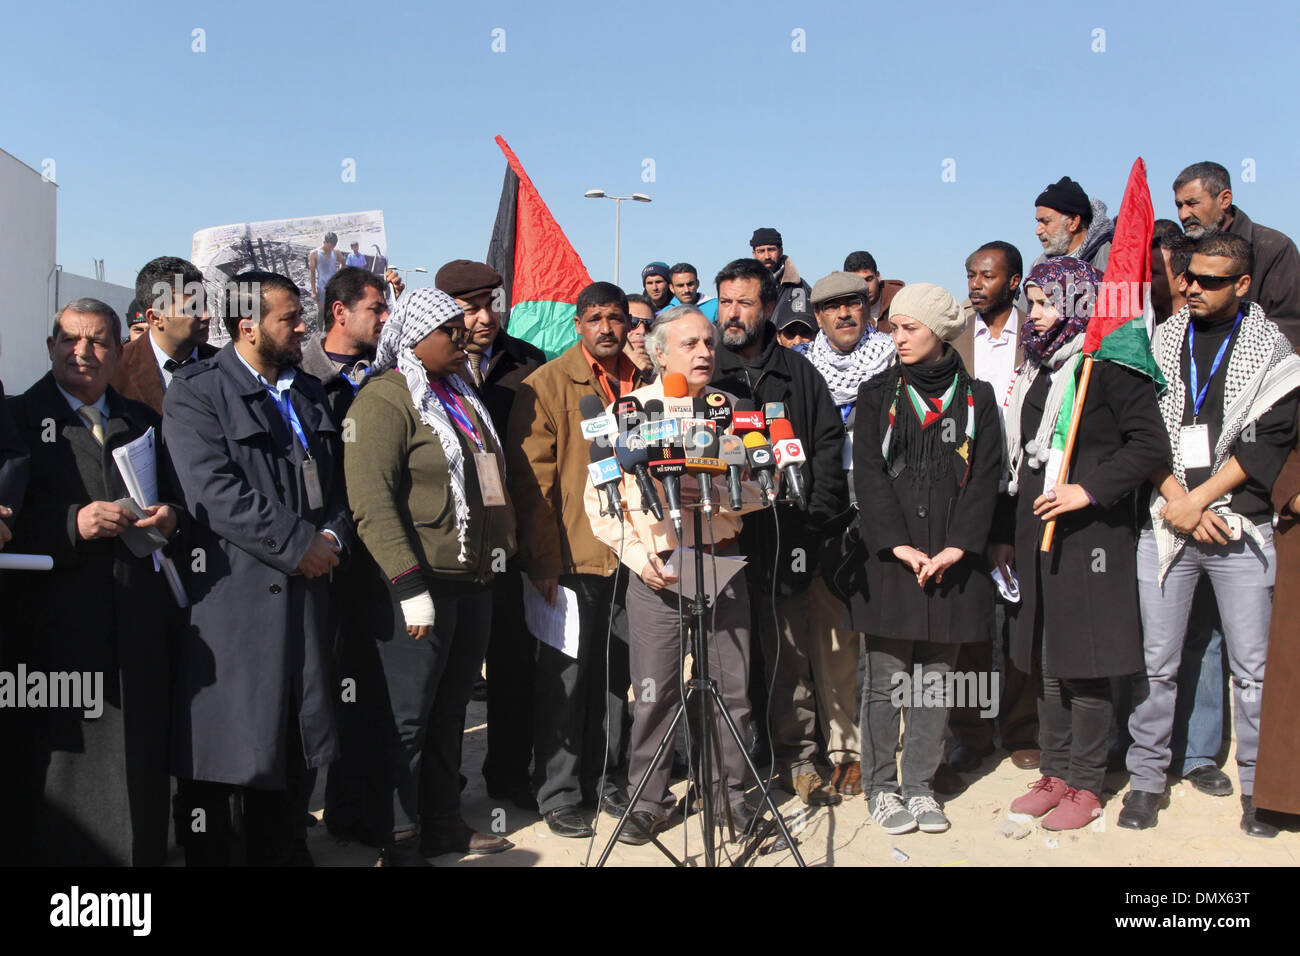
[907,794,950,833]
[870,792,917,835]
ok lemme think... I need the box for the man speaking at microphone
[584,306,770,845]
[711,259,850,806]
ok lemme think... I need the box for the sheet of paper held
[991,566,1021,604]
[112,426,190,608]
[522,574,581,659]
[661,547,747,602]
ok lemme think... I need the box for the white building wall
[56,272,135,330]
[0,148,57,394]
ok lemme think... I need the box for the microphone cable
[584,489,624,867]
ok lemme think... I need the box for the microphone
[647,442,687,536]
[639,399,681,446]
[614,430,665,521]
[769,418,808,510]
[683,420,725,514]
[742,432,777,505]
[696,392,733,432]
[615,395,646,433]
[719,434,747,511]
[587,442,624,519]
[661,372,694,420]
[764,401,787,423]
[732,398,767,436]
[579,393,617,448]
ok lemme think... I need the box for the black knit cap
[750,227,782,248]
[1034,177,1091,219]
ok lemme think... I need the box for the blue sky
[4,0,1299,299]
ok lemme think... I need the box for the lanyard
[430,380,485,452]
[1188,311,1243,420]
[264,385,311,455]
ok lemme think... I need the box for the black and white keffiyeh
[1149,301,1300,582]
[372,287,502,564]
[796,328,896,405]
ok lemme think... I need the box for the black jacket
[999,360,1169,679]
[1228,206,1300,347]
[712,322,848,593]
[849,368,1002,643]
[472,331,547,438]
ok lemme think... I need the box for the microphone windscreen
[742,431,770,450]
[662,373,688,398]
[615,431,650,467]
[589,442,612,464]
[643,399,664,417]
[734,398,757,412]
[579,394,606,419]
[769,418,796,442]
[719,434,747,464]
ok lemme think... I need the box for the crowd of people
[1,159,1299,866]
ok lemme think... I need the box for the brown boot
[794,770,842,807]
[833,761,862,796]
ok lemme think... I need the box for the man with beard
[844,251,906,331]
[1174,161,1300,346]
[165,270,352,865]
[750,227,813,321]
[1032,176,1114,273]
[642,262,674,312]
[712,258,848,807]
[794,271,895,796]
[946,241,1042,781]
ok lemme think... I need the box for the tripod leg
[595,701,687,867]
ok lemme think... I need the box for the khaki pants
[805,577,862,765]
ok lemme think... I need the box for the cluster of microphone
[581,373,809,535]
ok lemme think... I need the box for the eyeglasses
[627,316,651,331]
[437,324,469,345]
[1183,270,1244,291]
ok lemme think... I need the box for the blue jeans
[1171,580,1226,775]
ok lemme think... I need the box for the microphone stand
[596,501,806,867]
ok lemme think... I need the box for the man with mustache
[844,251,906,331]
[1031,176,1114,274]
[712,258,849,806]
[1173,161,1300,347]
[506,282,651,838]
[750,227,813,323]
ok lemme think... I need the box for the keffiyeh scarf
[1148,301,1300,582]
[796,328,896,406]
[372,287,503,564]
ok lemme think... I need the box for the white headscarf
[372,287,502,564]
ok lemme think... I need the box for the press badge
[1180,424,1212,469]
[302,458,325,510]
[475,452,507,506]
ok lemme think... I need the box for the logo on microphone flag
[487,136,593,359]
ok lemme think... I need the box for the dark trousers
[949,602,1040,751]
[532,573,630,815]
[482,565,536,792]
[174,719,310,867]
[378,586,492,837]
[1039,676,1112,797]
[862,636,960,800]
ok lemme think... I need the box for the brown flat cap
[810,271,869,307]
[435,259,503,299]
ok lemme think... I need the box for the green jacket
[345,369,516,593]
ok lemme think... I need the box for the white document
[0,553,54,571]
[661,547,747,602]
[111,427,159,508]
[522,574,581,659]
[991,566,1021,604]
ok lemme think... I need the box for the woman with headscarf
[998,258,1168,830]
[851,283,1003,836]
[345,288,517,865]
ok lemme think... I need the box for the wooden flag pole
[1040,355,1095,552]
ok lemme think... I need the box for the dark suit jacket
[110,332,218,415]
[473,331,546,438]
[163,344,352,788]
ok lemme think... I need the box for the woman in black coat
[997,258,1169,831]
[851,284,1002,836]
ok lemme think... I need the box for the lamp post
[584,189,651,288]
[390,266,427,281]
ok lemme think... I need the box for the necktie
[79,404,105,445]
[163,357,194,373]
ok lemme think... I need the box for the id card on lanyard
[1182,312,1241,470]
[436,380,507,507]
[267,386,324,509]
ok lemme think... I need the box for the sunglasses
[436,324,470,345]
[1183,270,1244,291]
[627,316,651,330]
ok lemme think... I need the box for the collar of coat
[21,371,154,436]
[774,256,803,288]
[714,321,793,383]
[556,339,649,391]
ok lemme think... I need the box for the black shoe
[1240,795,1279,838]
[544,806,594,839]
[1117,789,1164,830]
[725,801,756,838]
[617,810,669,846]
[947,744,993,773]
[375,839,432,867]
[601,790,630,818]
[1184,765,1234,797]
[670,751,690,780]
[487,784,539,813]
[748,742,772,770]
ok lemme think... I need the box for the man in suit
[0,298,178,865]
[436,259,545,809]
[110,256,218,414]
[164,271,352,866]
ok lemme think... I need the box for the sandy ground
[302,698,1300,868]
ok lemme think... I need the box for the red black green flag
[487,136,592,358]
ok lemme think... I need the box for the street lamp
[390,266,427,281]
[584,190,651,287]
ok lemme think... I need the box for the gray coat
[163,344,352,788]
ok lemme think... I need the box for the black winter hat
[1034,177,1092,220]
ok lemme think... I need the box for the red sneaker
[1009,776,1069,817]
[1041,787,1102,831]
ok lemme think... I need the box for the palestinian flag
[487,136,592,358]
[1084,157,1167,391]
